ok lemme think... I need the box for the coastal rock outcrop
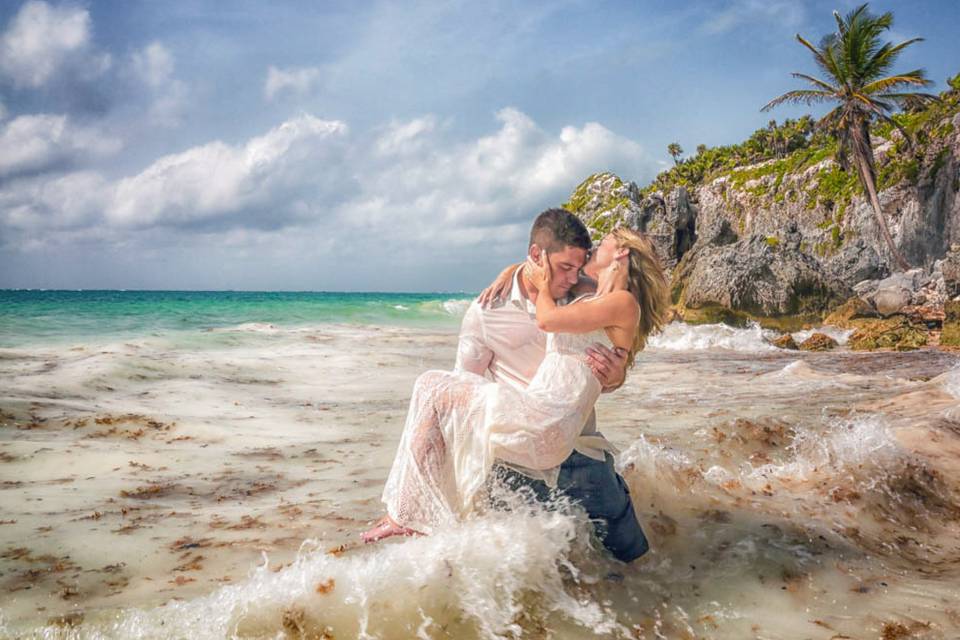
[771,334,799,350]
[563,81,960,344]
[671,232,848,319]
[799,333,838,351]
[564,173,696,270]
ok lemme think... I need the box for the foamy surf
[5,508,624,640]
[790,325,853,345]
[647,321,777,351]
[4,290,960,639]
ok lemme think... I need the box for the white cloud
[0,100,7,121]
[0,108,655,289]
[264,65,321,101]
[0,170,108,231]
[359,108,650,229]
[0,1,106,88]
[701,0,805,35]
[108,114,348,227]
[132,42,174,89]
[131,41,187,127]
[0,113,122,178]
[375,116,438,156]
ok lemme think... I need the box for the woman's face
[591,233,620,269]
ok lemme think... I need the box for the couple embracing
[362,208,670,563]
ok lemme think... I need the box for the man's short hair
[529,208,591,253]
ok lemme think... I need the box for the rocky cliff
[564,79,960,343]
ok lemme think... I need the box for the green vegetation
[942,301,960,346]
[848,316,928,350]
[643,117,829,198]
[563,173,635,239]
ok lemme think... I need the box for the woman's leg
[363,370,481,542]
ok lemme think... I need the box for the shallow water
[1,301,959,639]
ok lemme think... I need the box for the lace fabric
[381,320,611,533]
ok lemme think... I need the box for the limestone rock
[869,269,928,316]
[823,297,879,329]
[564,173,699,270]
[673,233,849,317]
[939,246,960,299]
[564,172,644,238]
[771,334,799,350]
[799,332,838,351]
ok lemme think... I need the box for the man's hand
[586,344,628,392]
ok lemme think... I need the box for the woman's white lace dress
[381,320,611,533]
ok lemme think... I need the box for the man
[455,208,649,562]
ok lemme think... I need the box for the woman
[362,228,669,543]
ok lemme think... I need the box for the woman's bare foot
[360,515,422,543]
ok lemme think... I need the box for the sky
[0,0,958,292]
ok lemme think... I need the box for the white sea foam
[647,322,777,352]
[442,298,472,316]
[618,434,694,473]
[746,415,896,484]
[212,322,280,334]
[762,359,844,384]
[13,509,624,640]
[942,365,960,400]
[791,325,854,345]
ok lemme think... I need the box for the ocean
[0,290,474,348]
[1,290,959,639]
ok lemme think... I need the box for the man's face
[532,244,588,299]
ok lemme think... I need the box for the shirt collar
[509,268,537,315]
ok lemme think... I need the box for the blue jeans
[490,450,649,563]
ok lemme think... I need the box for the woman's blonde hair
[610,227,670,367]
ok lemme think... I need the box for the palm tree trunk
[851,125,910,271]
[854,156,910,271]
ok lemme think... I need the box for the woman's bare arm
[477,263,521,307]
[528,252,637,341]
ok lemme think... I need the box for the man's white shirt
[454,270,616,463]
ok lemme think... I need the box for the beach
[1,291,960,639]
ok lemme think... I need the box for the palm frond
[790,72,838,93]
[761,90,833,112]
[795,34,836,79]
[884,37,924,58]
[861,72,932,95]
[816,106,844,130]
[863,39,924,80]
[852,92,894,113]
[822,40,850,92]
[877,92,941,109]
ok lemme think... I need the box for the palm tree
[667,142,684,166]
[762,3,938,271]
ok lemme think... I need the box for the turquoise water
[0,290,473,347]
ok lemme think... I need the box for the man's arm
[454,301,494,376]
